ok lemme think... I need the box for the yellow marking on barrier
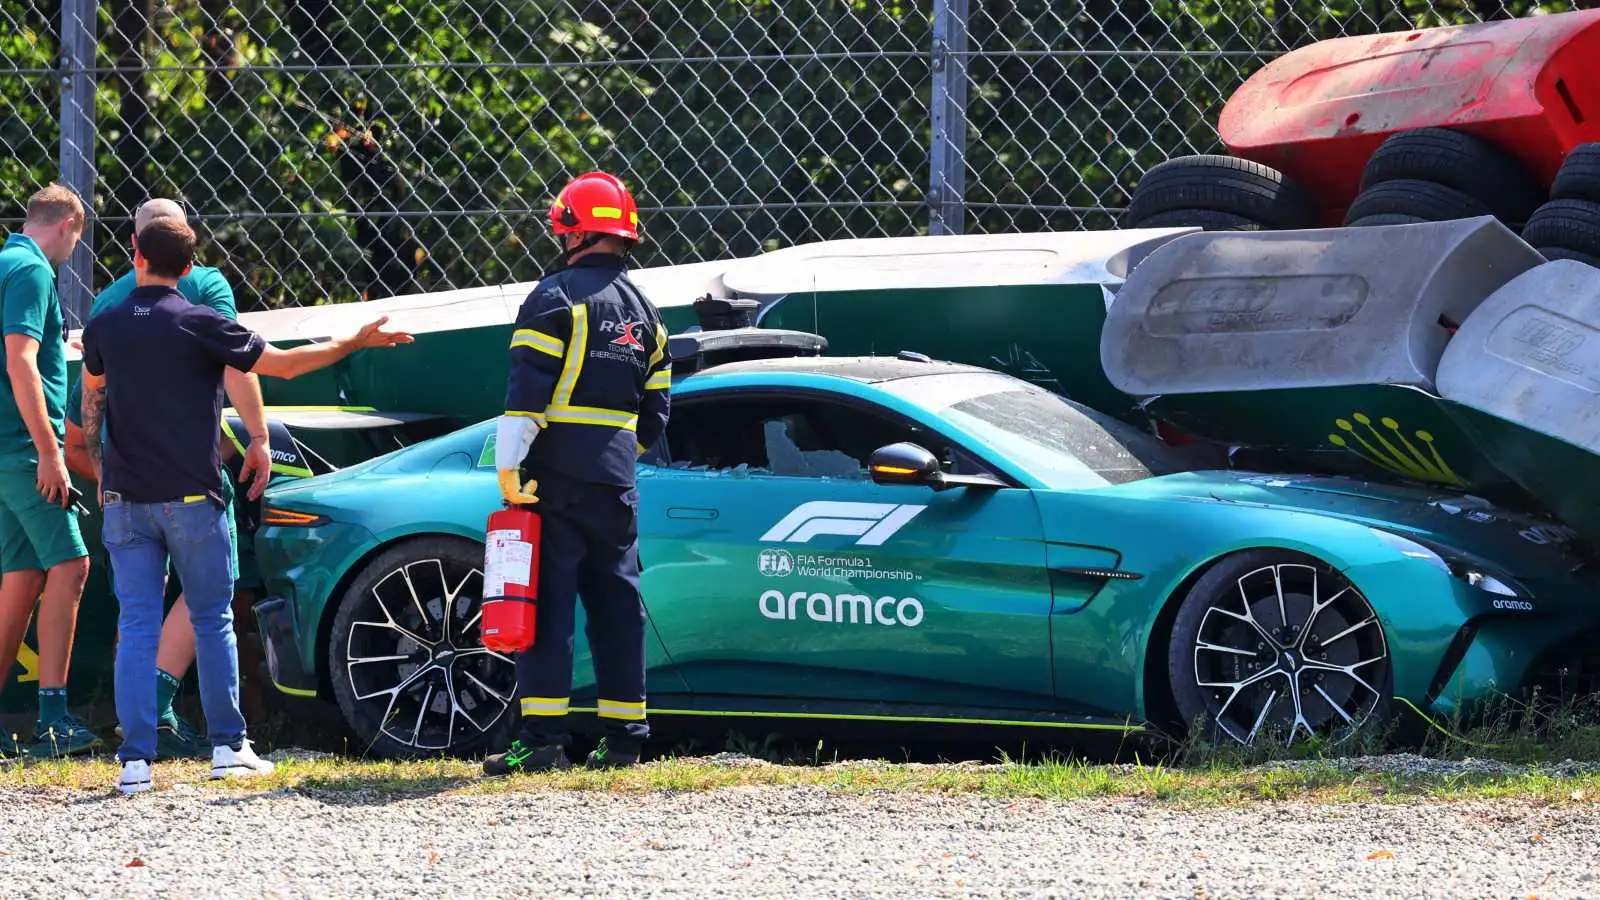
[14,642,37,683]
[1328,412,1464,486]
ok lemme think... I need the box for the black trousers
[512,471,648,750]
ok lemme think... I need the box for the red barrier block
[1219,9,1600,222]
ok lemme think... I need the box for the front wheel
[1167,551,1391,747]
[327,536,517,758]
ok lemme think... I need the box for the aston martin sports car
[249,329,1600,759]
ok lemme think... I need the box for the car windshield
[885,372,1198,489]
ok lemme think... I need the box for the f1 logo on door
[760,501,927,547]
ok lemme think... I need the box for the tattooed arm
[80,367,107,483]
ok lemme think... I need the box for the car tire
[1125,155,1318,230]
[327,536,518,759]
[1358,128,1542,225]
[1538,245,1600,268]
[1344,213,1429,228]
[1341,179,1495,226]
[1520,199,1600,259]
[1132,209,1267,231]
[1551,143,1600,203]
[1166,550,1391,747]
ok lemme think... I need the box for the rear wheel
[327,537,516,758]
[1167,551,1391,747]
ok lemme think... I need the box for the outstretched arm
[247,316,413,380]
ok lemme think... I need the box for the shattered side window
[763,419,866,478]
[664,395,927,480]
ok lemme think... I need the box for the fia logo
[757,548,794,577]
[760,501,926,546]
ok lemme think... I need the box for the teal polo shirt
[0,234,66,467]
[68,266,237,427]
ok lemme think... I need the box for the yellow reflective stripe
[636,442,647,457]
[596,699,646,721]
[510,328,565,358]
[551,304,587,409]
[272,683,318,698]
[647,323,667,370]
[503,410,548,427]
[564,706,1142,732]
[520,696,570,716]
[590,206,622,219]
[182,495,206,504]
[219,417,246,456]
[545,404,636,430]
[644,369,671,391]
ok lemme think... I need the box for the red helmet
[548,171,640,241]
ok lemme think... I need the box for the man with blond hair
[64,197,272,760]
[0,183,93,758]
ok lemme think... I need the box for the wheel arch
[310,529,487,696]
[1138,544,1349,736]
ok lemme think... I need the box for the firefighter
[483,171,671,775]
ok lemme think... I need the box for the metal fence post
[58,0,97,327]
[929,0,969,236]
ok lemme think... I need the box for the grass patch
[4,750,1600,808]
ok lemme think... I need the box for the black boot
[584,737,640,769]
[483,739,572,776]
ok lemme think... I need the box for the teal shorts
[0,465,88,573]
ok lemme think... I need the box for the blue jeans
[103,495,246,762]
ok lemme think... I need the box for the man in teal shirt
[63,198,271,760]
[0,184,92,759]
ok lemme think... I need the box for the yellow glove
[498,470,540,506]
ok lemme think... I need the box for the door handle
[666,507,718,520]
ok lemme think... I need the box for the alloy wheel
[1191,562,1389,746]
[343,557,516,752]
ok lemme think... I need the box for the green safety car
[246,329,1600,758]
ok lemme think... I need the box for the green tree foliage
[0,0,1583,311]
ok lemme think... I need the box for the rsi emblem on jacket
[594,316,648,368]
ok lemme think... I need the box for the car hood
[1134,470,1591,578]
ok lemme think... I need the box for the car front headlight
[1461,570,1517,597]
[1368,527,1522,598]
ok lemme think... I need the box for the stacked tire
[1342,128,1542,231]
[1522,144,1600,269]
[1122,155,1317,232]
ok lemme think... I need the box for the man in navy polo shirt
[80,218,413,795]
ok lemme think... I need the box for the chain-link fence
[0,0,1584,324]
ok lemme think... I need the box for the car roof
[692,355,989,382]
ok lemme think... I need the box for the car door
[638,388,1056,712]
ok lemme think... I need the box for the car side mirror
[869,442,942,486]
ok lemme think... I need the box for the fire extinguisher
[481,504,541,654]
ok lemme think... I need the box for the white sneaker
[211,740,275,779]
[117,760,153,796]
